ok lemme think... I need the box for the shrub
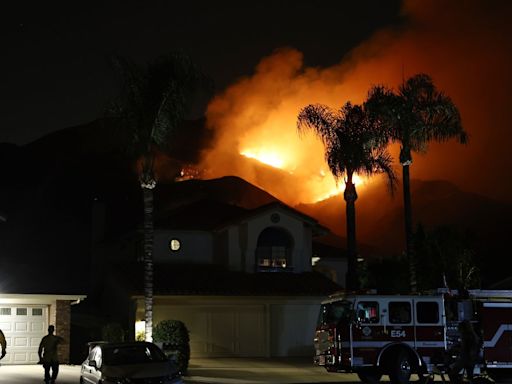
[153,320,190,374]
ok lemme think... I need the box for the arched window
[255,227,293,271]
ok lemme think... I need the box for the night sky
[0,0,401,144]
[2,0,512,203]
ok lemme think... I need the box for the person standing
[0,328,6,360]
[448,320,481,383]
[38,325,64,384]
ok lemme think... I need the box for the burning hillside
[192,0,512,206]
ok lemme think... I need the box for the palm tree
[109,54,208,341]
[298,102,396,290]
[366,74,467,292]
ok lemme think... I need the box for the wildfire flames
[239,148,366,202]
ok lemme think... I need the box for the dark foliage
[153,320,190,374]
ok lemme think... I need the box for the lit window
[169,238,181,252]
[356,301,380,324]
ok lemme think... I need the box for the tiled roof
[155,198,328,234]
[118,263,341,296]
[155,199,249,230]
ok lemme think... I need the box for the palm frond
[297,101,396,186]
[108,53,210,158]
[297,104,338,146]
[368,73,468,153]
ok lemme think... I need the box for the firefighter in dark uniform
[448,320,481,383]
[38,325,64,384]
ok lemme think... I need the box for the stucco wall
[153,230,213,264]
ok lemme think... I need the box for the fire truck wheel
[389,350,412,384]
[357,369,382,384]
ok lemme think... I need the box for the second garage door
[156,304,266,357]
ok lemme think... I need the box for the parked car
[80,341,183,384]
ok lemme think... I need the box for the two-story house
[97,177,345,358]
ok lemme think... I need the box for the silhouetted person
[38,325,64,384]
[448,320,481,383]
[0,329,6,360]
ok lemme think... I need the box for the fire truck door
[387,300,416,346]
[413,299,446,363]
[351,300,383,366]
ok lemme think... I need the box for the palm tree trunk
[400,147,417,292]
[143,186,154,341]
[344,178,359,291]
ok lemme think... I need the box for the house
[99,190,345,358]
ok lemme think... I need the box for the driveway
[0,359,370,384]
[0,364,80,383]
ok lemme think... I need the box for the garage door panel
[14,337,29,346]
[31,322,44,332]
[15,322,28,332]
[0,322,12,331]
[238,308,265,356]
[14,352,29,363]
[210,311,235,354]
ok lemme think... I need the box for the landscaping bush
[153,320,190,374]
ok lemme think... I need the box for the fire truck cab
[314,290,512,383]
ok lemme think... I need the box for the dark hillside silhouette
[0,121,510,288]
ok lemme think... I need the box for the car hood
[102,361,177,378]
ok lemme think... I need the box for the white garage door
[0,305,48,364]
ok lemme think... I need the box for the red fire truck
[314,289,512,383]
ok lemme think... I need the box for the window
[356,301,379,324]
[417,302,439,324]
[257,246,288,267]
[317,300,353,326]
[0,308,11,316]
[256,227,293,271]
[389,302,411,324]
[32,308,43,316]
[169,238,181,252]
[16,308,27,316]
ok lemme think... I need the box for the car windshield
[317,300,353,326]
[102,344,167,366]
